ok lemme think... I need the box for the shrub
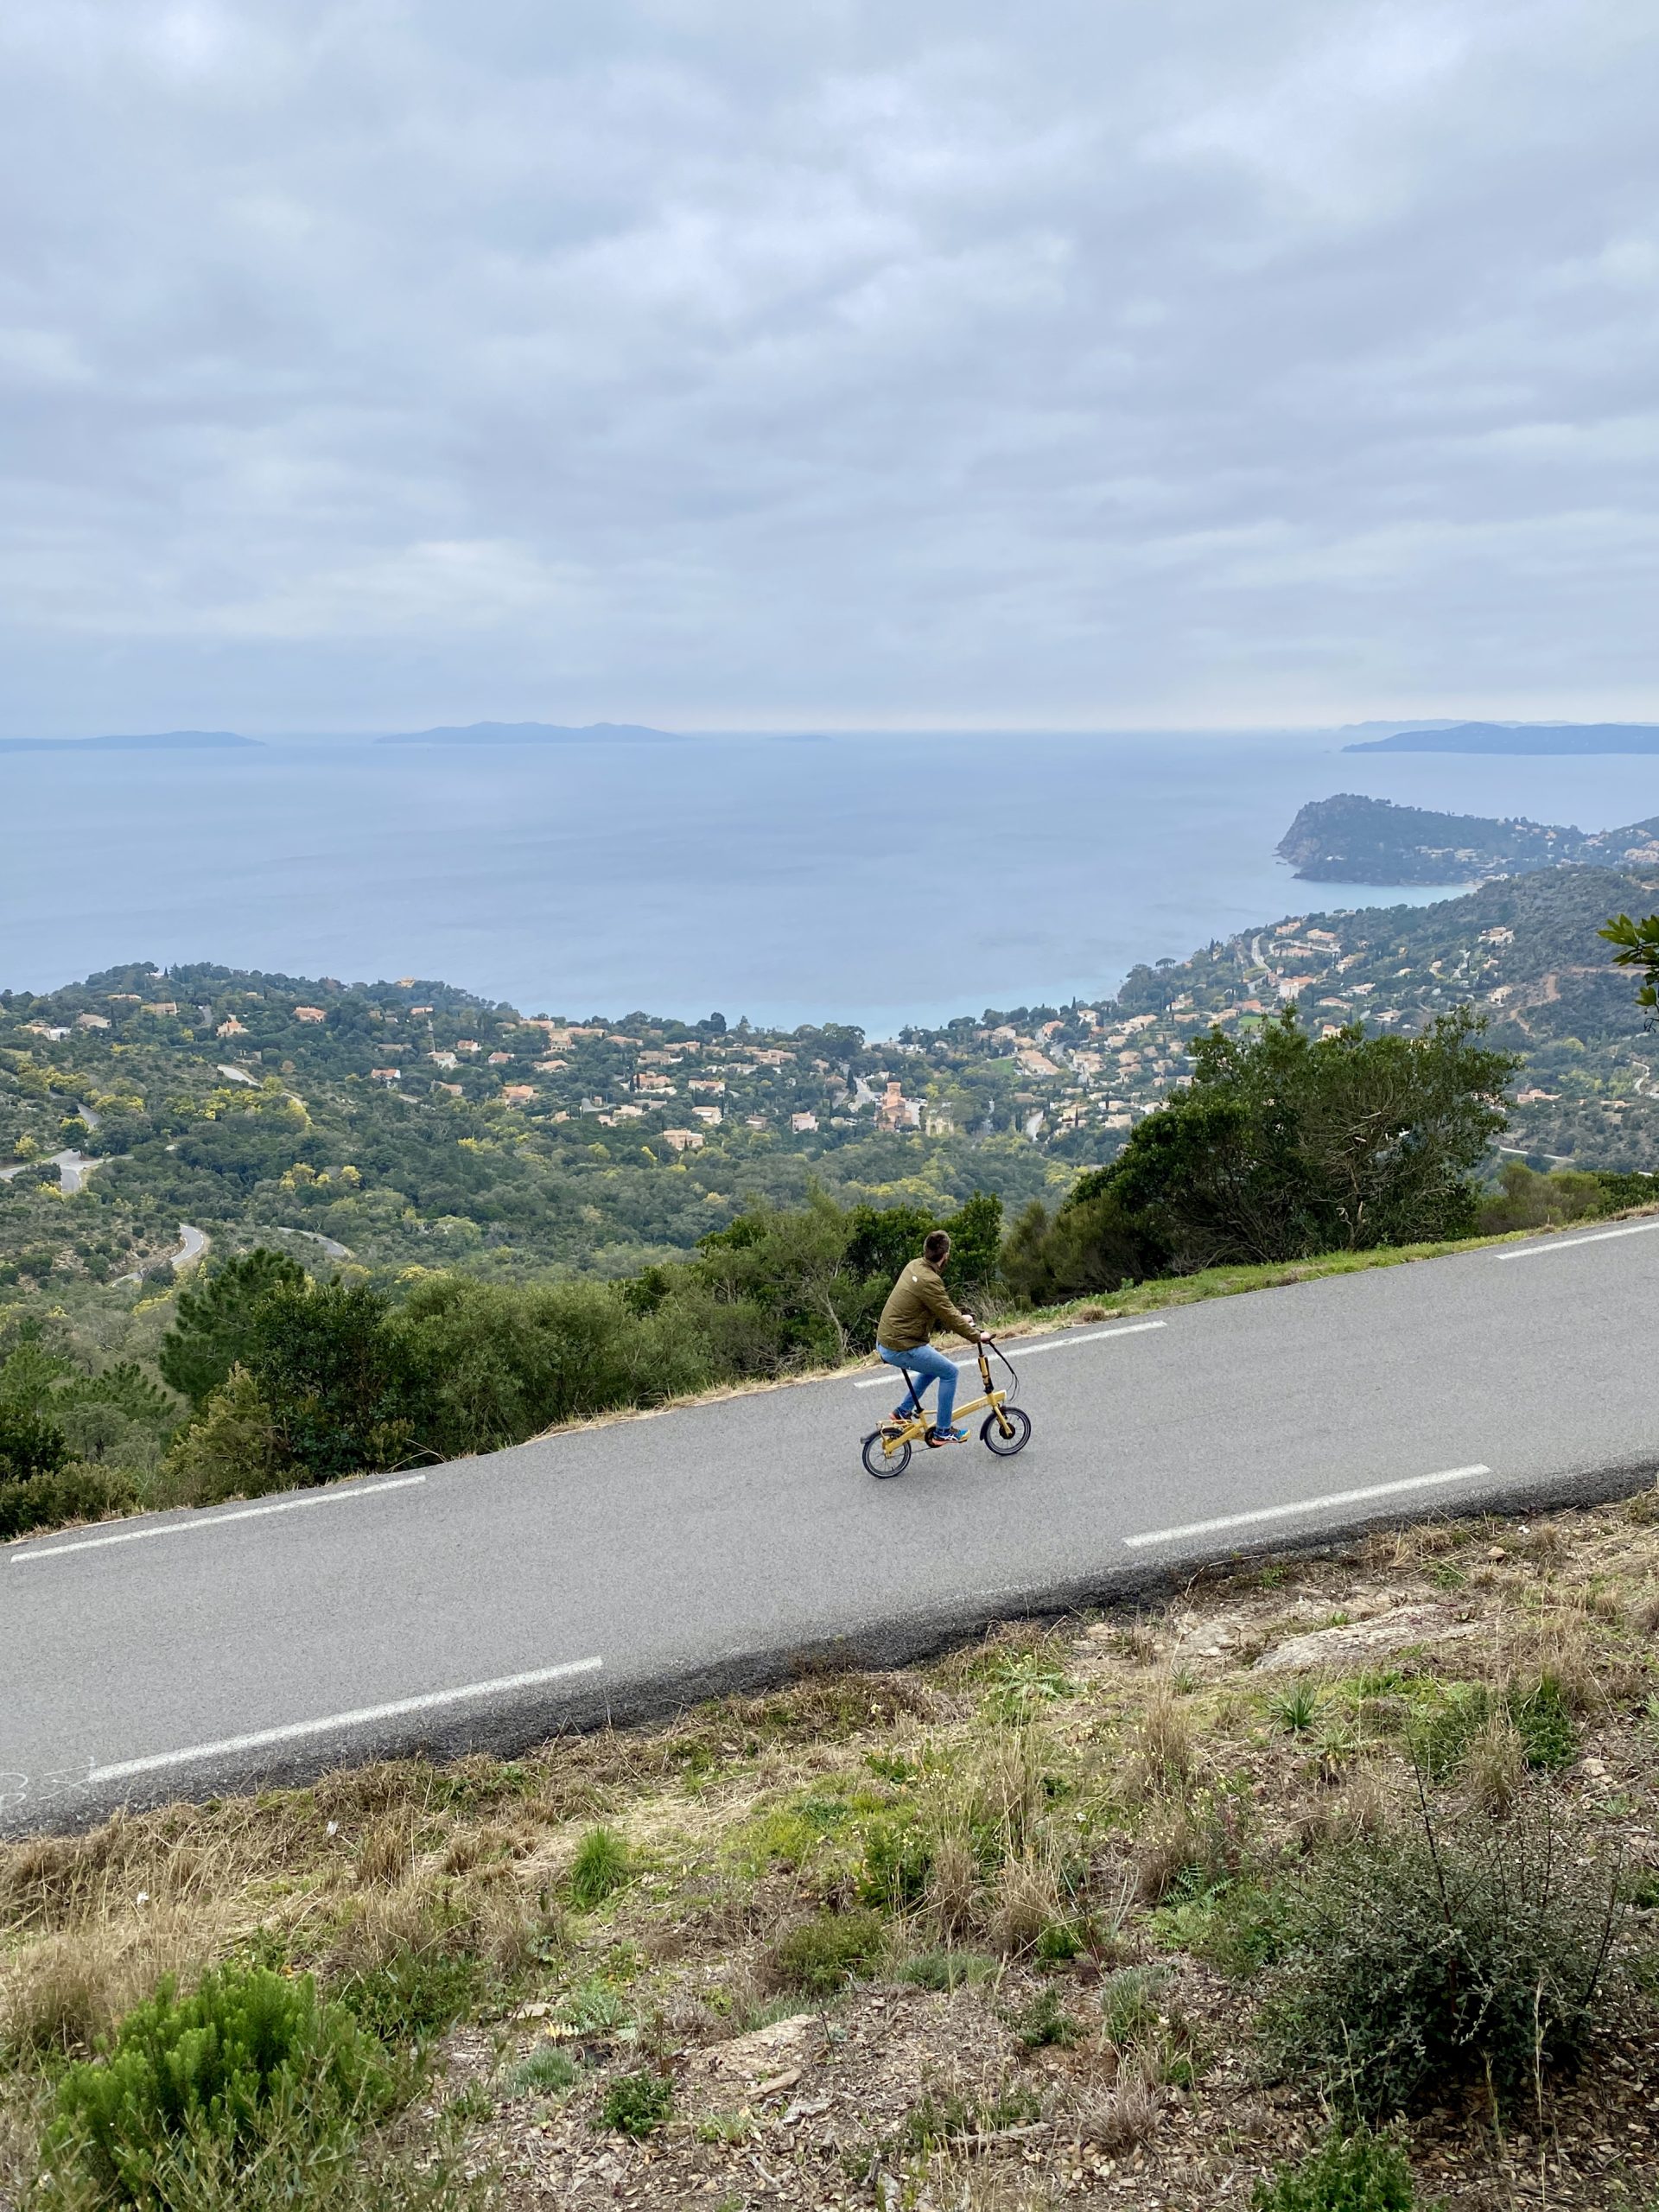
[335,1946,480,2050]
[1251,2124,1422,2210]
[767,1909,885,1996]
[243,1279,415,1481]
[1259,1795,1626,2117]
[0,1459,138,1541]
[568,1827,631,1910]
[156,1365,290,1509]
[41,1966,391,2208]
[599,2069,671,2138]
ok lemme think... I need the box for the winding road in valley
[5,1219,1659,1835]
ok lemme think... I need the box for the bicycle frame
[880,1340,1017,1452]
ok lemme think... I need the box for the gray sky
[3,0,1656,734]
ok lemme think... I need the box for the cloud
[0,0,1655,729]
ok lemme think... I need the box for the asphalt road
[6,1219,1659,1836]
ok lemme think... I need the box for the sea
[7,729,1659,1039]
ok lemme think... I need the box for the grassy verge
[6,1490,1659,2208]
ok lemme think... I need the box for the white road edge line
[853,1320,1166,1387]
[1497,1219,1659,1259]
[86,1656,605,1784]
[9,1474,427,1562]
[1123,1465,1491,1549]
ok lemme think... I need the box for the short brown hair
[923,1230,951,1265]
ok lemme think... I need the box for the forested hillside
[0,964,1055,1294]
[4,861,1658,1304]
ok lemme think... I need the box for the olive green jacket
[876,1257,982,1353]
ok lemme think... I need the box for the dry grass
[6,1493,1659,2211]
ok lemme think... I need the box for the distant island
[1277,793,1659,884]
[0,730,262,753]
[1344,721,1659,754]
[374,721,679,747]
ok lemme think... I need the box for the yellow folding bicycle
[861,1336,1032,1478]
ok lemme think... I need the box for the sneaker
[925,1425,969,1446]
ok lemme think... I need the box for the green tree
[939,1190,1004,1295]
[0,1400,67,1484]
[241,1278,414,1482]
[158,1248,308,1408]
[1004,1008,1516,1292]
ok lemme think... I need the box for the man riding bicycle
[875,1229,983,1446]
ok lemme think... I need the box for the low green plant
[336,1945,480,2049]
[1153,1878,1290,1974]
[568,1826,632,1909]
[1033,1918,1085,1964]
[895,1948,996,1991]
[1259,1792,1626,2117]
[41,1966,391,2209]
[767,1909,885,1996]
[695,2110,756,2145]
[556,1979,632,2037]
[1011,1986,1080,2050]
[1100,1963,1172,2048]
[505,2045,580,2097]
[599,2069,672,2139]
[855,1810,933,1910]
[898,2082,1041,2153]
[1272,1681,1323,1734]
[1412,1678,1580,1783]
[981,1650,1078,1724]
[1251,2123,1424,2209]
[1510,1675,1580,1771]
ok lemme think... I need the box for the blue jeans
[879,1341,959,1433]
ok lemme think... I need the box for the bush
[767,1909,886,1996]
[568,1827,631,1909]
[156,1365,290,1509]
[0,1459,137,1541]
[334,1946,480,2050]
[242,1279,416,1482]
[599,2069,671,2139]
[41,1966,391,2208]
[1259,1796,1626,2117]
[1251,2125,1423,2210]
[1476,1161,1610,1236]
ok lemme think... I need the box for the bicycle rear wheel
[862,1430,912,1479]
[980,1407,1032,1457]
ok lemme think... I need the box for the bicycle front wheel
[862,1430,912,1479]
[980,1407,1032,1458]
